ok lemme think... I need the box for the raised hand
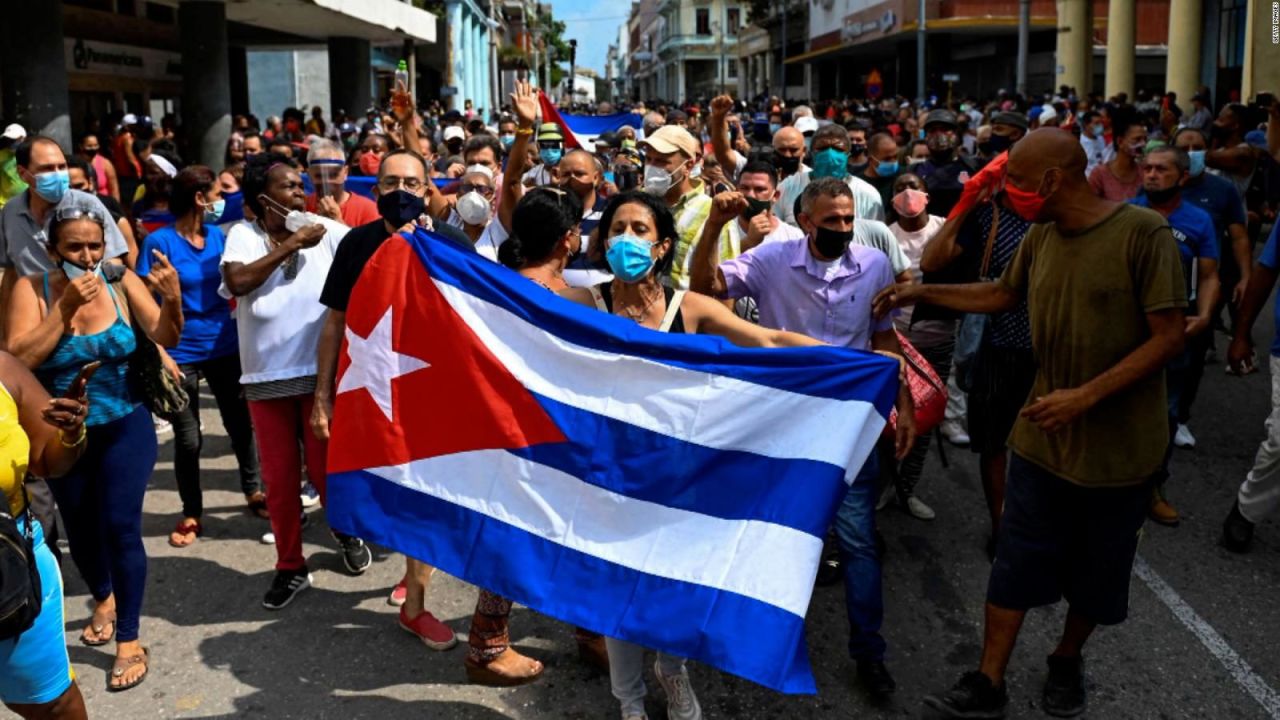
[709,191,748,225]
[511,80,539,128]
[144,250,181,301]
[710,95,734,119]
[58,272,102,314]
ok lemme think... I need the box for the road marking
[1134,556,1280,719]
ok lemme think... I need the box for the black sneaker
[1042,655,1086,717]
[856,660,896,702]
[262,569,311,610]
[1222,501,1254,554]
[923,671,1008,719]
[332,531,372,575]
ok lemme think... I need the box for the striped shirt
[666,180,714,290]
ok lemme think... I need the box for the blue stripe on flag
[327,468,819,694]
[519,392,849,537]
[406,229,898,412]
[561,112,644,135]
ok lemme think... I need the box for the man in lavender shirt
[689,176,914,703]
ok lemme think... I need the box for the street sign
[866,69,883,99]
[942,73,960,82]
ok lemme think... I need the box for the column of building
[1055,0,1092,95]
[1166,0,1202,103]
[1105,0,1135,100]
[179,1,233,169]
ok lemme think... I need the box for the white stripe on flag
[368,448,822,617]
[433,279,886,476]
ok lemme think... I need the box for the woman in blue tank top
[5,199,182,693]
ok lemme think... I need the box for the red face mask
[358,151,383,176]
[1003,176,1048,222]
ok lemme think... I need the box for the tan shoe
[465,648,544,687]
[1150,490,1180,527]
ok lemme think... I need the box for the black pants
[167,353,261,518]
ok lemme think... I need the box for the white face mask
[456,191,492,226]
[284,210,320,233]
[643,164,675,195]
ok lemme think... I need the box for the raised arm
[124,251,183,348]
[919,204,974,273]
[708,95,742,180]
[688,191,747,298]
[500,80,539,233]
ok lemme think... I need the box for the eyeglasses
[51,207,107,228]
[459,183,494,197]
[377,176,425,191]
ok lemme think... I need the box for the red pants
[248,395,328,571]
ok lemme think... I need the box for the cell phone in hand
[64,361,101,399]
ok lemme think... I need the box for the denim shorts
[986,454,1149,626]
[0,516,75,704]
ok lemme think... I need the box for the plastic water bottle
[392,60,411,116]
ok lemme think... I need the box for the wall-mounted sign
[66,38,182,82]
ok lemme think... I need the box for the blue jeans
[833,452,885,662]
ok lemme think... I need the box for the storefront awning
[155,0,438,45]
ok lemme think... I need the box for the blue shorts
[0,516,74,705]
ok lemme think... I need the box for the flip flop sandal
[168,519,202,548]
[107,648,149,692]
[80,615,116,646]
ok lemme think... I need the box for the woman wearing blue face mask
[561,190,826,720]
[5,201,183,692]
[137,165,262,548]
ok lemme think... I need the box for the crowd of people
[0,73,1276,720]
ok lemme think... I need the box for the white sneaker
[654,660,701,720]
[939,420,970,447]
[300,481,320,508]
[154,417,173,436]
[1173,424,1196,449]
[905,495,936,521]
[876,483,896,511]
[260,530,275,545]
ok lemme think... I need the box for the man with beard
[914,109,980,216]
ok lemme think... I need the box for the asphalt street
[47,319,1280,719]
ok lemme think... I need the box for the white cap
[149,154,178,178]
[122,113,138,125]
[443,126,465,142]
[463,164,494,180]
[1039,104,1058,123]
[2,124,25,141]
[794,116,819,134]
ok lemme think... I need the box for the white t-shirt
[775,170,885,226]
[1080,134,1113,177]
[852,219,910,276]
[888,215,953,345]
[219,217,349,385]
[737,217,807,248]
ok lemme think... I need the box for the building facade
[651,0,748,102]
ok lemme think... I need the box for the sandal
[246,492,270,520]
[80,614,116,646]
[168,519,202,548]
[107,648,149,692]
[464,649,544,687]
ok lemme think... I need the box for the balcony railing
[656,33,724,55]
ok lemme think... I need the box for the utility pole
[719,2,727,93]
[916,0,926,104]
[1016,0,1029,96]
[569,39,578,105]
[779,0,788,100]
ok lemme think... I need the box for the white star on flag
[337,306,430,422]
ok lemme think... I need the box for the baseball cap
[923,109,958,129]
[536,122,563,142]
[122,113,138,126]
[990,111,1029,130]
[2,124,25,142]
[638,125,699,158]
[1038,104,1059,123]
[794,116,819,134]
[442,126,465,142]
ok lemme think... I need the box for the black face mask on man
[812,225,853,259]
[377,189,426,227]
[774,155,801,175]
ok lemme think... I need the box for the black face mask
[986,134,1013,154]
[377,189,426,227]
[741,197,772,221]
[1145,186,1180,205]
[812,225,853,259]
[977,141,994,156]
[849,143,867,157]
[775,155,801,174]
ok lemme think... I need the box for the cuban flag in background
[325,228,898,694]
[538,90,643,152]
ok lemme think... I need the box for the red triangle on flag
[328,235,566,475]
[538,91,582,150]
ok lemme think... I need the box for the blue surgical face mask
[769,123,782,135]
[605,233,656,283]
[60,258,98,280]
[1091,122,1105,137]
[203,198,226,223]
[34,170,70,203]
[1187,149,1206,177]
[811,148,850,180]
[875,160,900,177]
[500,134,516,150]
[540,147,563,166]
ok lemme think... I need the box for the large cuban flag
[325,228,899,694]
[538,91,643,151]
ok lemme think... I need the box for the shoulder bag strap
[588,285,608,312]
[979,203,999,280]
[659,290,686,333]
